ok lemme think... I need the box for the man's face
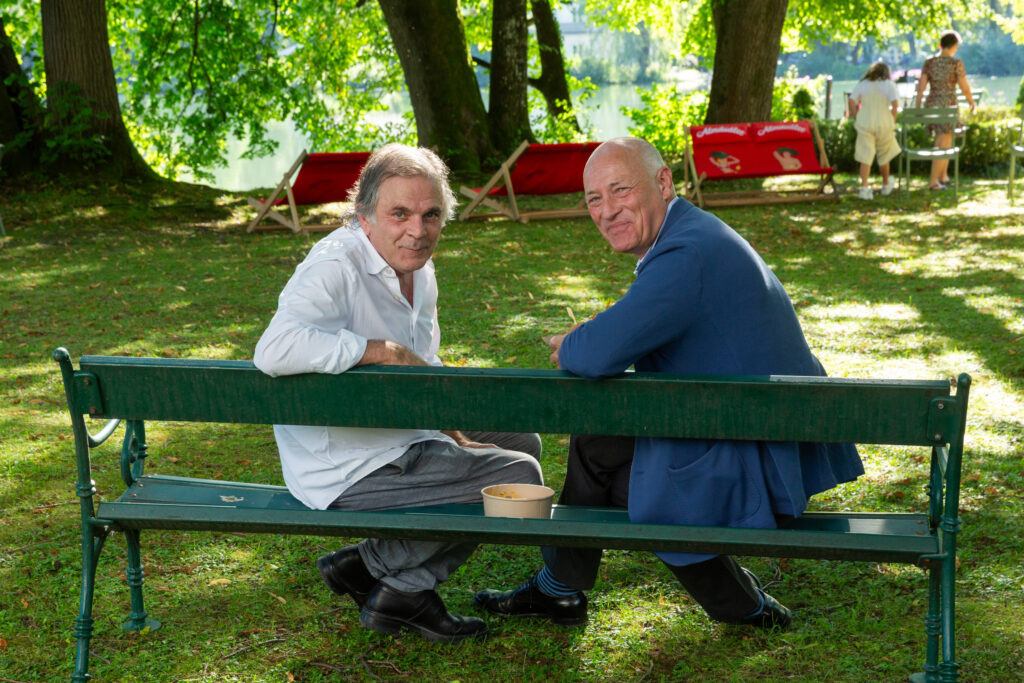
[358,175,443,276]
[583,145,674,257]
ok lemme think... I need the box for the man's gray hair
[345,143,456,224]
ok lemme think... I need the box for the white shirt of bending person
[253,222,455,509]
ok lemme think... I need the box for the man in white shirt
[254,143,543,643]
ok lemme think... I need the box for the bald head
[582,137,675,257]
[585,137,667,178]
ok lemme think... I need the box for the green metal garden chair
[897,107,962,203]
[1009,104,1024,204]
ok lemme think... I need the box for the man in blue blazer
[475,137,864,629]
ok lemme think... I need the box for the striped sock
[536,566,580,597]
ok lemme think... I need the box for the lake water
[196,83,654,192]
[827,74,1019,118]
[197,74,1019,192]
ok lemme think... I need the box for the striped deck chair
[247,149,370,233]
[459,141,601,223]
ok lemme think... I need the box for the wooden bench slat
[96,476,937,564]
[76,358,952,446]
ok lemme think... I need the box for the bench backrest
[488,142,600,197]
[276,151,371,206]
[688,120,829,181]
[60,354,966,449]
[899,107,958,129]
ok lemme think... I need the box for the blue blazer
[559,199,864,565]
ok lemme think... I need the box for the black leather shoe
[316,546,377,608]
[741,590,792,630]
[360,583,489,643]
[474,576,587,626]
[736,568,791,630]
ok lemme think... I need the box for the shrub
[816,118,858,173]
[772,68,827,121]
[958,109,1019,176]
[624,85,708,162]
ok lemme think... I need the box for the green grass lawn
[1,174,1022,682]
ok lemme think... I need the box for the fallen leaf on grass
[208,578,232,586]
[269,592,286,604]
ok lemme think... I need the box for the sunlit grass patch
[1,174,1023,680]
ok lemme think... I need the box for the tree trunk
[0,17,43,175]
[705,0,788,124]
[40,0,156,180]
[531,0,580,133]
[378,0,494,173]
[489,0,533,155]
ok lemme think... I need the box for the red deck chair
[683,120,837,208]
[247,149,371,233]
[459,141,601,223]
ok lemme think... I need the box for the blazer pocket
[665,441,763,526]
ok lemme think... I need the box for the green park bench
[54,348,971,682]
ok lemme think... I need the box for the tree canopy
[1,0,1016,182]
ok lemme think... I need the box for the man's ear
[657,165,675,200]
[356,213,371,235]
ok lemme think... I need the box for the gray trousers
[329,432,543,592]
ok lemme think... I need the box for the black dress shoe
[474,576,587,626]
[360,583,489,643]
[740,590,792,630]
[736,568,792,630]
[316,546,377,608]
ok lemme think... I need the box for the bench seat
[102,475,937,564]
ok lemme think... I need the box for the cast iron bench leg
[122,528,161,634]
[72,529,108,683]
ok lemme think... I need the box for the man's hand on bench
[443,430,498,450]
[359,339,429,367]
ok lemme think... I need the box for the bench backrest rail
[63,354,963,445]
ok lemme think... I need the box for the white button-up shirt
[254,223,453,509]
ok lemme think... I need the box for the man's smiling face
[359,175,443,276]
[583,142,674,258]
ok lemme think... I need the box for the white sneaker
[880,180,896,196]
[858,186,874,200]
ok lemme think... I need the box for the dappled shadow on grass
[723,187,1024,395]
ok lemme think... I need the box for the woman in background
[915,31,975,190]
